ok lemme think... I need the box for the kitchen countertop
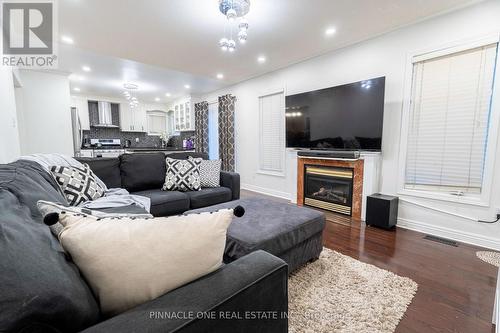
[81,147,194,152]
[125,147,194,152]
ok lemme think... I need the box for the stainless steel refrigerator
[70,107,83,157]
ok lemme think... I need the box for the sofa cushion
[120,153,166,192]
[0,161,100,333]
[132,189,190,216]
[76,157,122,188]
[49,208,234,316]
[187,187,232,209]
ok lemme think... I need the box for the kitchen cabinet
[172,98,194,131]
[70,96,90,130]
[120,103,147,132]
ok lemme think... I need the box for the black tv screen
[285,77,385,151]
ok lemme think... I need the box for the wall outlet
[135,137,139,143]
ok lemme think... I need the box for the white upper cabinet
[70,96,90,130]
[119,103,133,131]
[172,97,194,131]
[120,103,147,132]
[134,106,147,132]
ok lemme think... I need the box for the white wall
[16,70,73,156]
[0,68,21,163]
[200,0,500,249]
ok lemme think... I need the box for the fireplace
[304,165,354,216]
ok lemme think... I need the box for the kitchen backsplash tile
[83,127,195,148]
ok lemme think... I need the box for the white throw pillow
[189,157,221,188]
[44,209,234,316]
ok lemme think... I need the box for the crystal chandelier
[218,0,250,53]
[123,83,139,109]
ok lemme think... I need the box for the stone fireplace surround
[298,157,364,219]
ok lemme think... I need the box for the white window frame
[258,88,286,177]
[398,33,500,206]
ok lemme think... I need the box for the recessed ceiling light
[184,84,191,89]
[155,97,160,102]
[61,35,74,44]
[82,66,91,72]
[73,87,81,92]
[257,56,266,64]
[325,27,337,36]
[216,73,224,79]
[165,93,171,97]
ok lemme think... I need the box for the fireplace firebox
[304,165,354,216]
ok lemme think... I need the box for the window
[404,42,498,197]
[259,91,285,174]
[147,111,166,135]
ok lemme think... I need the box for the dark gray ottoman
[186,197,326,273]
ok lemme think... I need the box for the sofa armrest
[82,251,288,333]
[220,171,240,200]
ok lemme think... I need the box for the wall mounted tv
[285,77,385,151]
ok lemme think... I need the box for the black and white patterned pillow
[50,164,105,206]
[162,158,201,192]
[189,157,221,188]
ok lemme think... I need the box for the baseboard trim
[241,183,292,201]
[398,218,500,251]
[238,187,500,250]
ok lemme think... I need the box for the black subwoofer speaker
[366,193,399,229]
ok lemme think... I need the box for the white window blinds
[147,113,166,135]
[259,92,284,173]
[405,43,498,194]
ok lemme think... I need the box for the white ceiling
[59,0,482,101]
[59,45,222,104]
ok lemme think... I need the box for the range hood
[93,101,119,128]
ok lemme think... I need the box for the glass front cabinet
[172,98,194,131]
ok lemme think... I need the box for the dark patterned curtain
[218,94,236,172]
[194,101,209,155]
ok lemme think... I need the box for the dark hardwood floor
[241,190,498,333]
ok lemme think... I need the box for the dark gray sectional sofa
[0,159,288,333]
[77,152,240,216]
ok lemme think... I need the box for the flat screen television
[285,77,385,151]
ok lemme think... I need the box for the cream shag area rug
[288,248,418,333]
[476,251,500,267]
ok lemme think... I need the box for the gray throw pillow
[189,157,221,188]
[162,158,201,192]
